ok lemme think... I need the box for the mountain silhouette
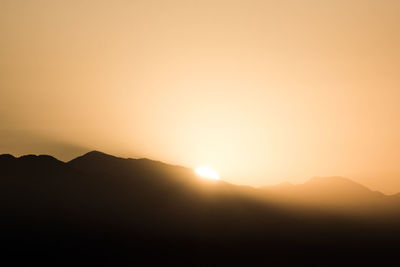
[262,176,400,215]
[1,151,400,266]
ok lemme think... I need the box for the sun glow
[195,166,220,180]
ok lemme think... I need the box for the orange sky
[1,0,400,193]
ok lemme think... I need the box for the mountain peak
[82,150,111,157]
[17,154,60,162]
[67,150,126,173]
[302,176,385,197]
[69,150,117,163]
[0,154,16,160]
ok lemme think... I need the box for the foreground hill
[0,151,399,266]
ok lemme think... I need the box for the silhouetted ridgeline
[1,151,400,266]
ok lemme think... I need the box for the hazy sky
[1,0,400,193]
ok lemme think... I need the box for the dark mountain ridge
[1,151,400,266]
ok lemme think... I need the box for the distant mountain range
[262,176,400,215]
[1,151,399,266]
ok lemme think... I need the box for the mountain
[1,151,400,266]
[262,176,400,215]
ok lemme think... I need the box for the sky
[1,0,400,194]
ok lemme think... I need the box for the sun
[195,166,220,180]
